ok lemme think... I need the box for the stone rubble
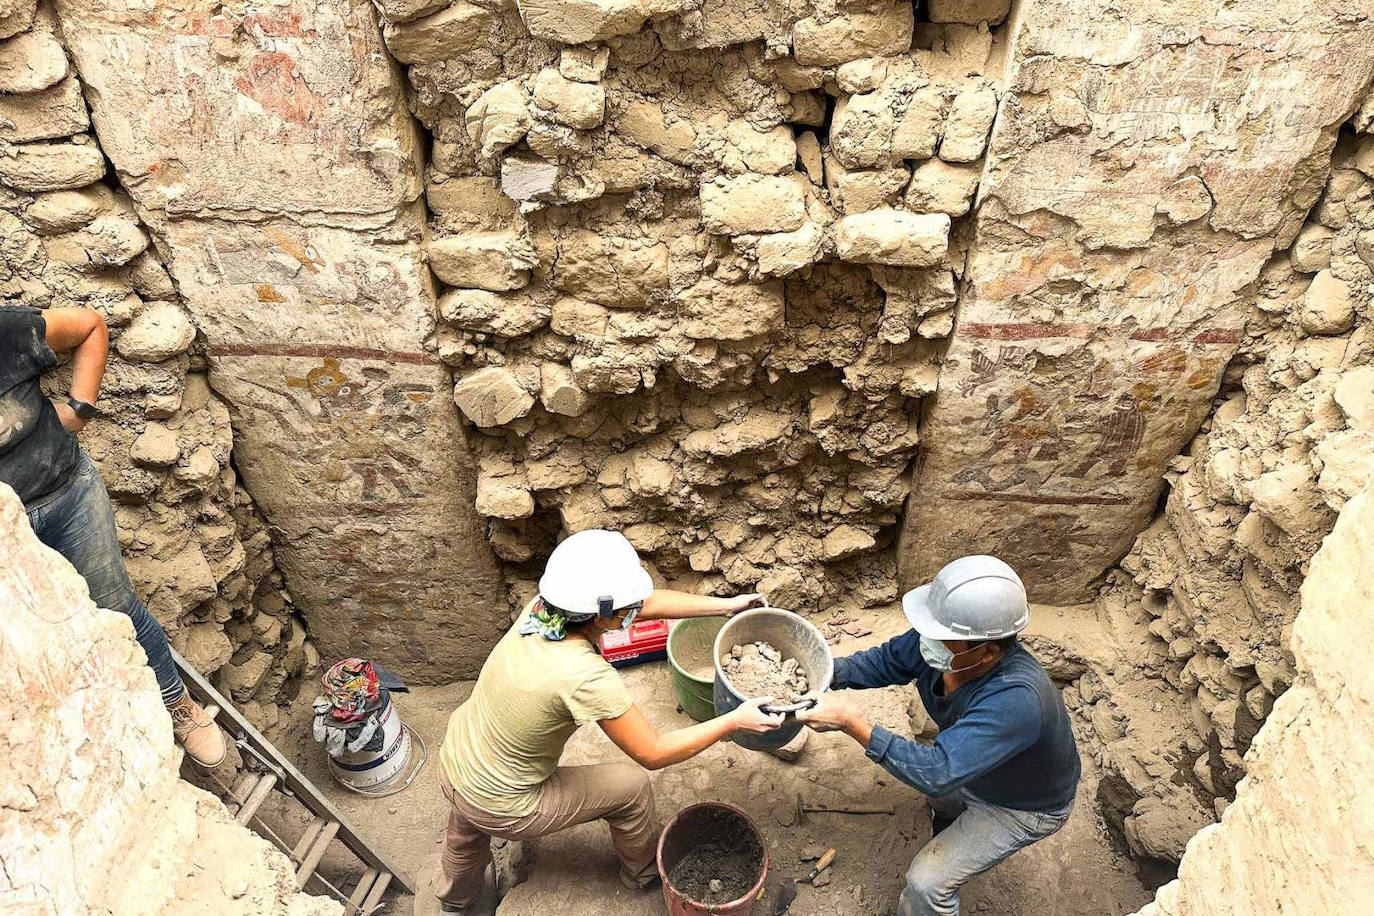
[722,640,810,702]
[365,0,1014,613]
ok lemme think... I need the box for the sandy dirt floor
[261,606,1152,916]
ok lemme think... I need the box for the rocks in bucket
[723,641,809,704]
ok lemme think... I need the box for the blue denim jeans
[26,452,186,706]
[899,789,1073,916]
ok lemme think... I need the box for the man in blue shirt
[798,555,1081,916]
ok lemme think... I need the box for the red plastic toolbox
[600,619,671,669]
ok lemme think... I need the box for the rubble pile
[0,1,318,724]
[722,640,810,702]
[369,0,1014,607]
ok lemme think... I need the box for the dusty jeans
[438,761,661,909]
[898,789,1072,916]
[26,451,186,705]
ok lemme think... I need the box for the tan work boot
[167,692,227,768]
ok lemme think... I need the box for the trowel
[772,848,836,913]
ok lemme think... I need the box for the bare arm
[599,698,782,770]
[43,307,108,432]
[638,588,764,621]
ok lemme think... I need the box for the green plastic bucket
[667,618,726,722]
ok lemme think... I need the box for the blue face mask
[920,635,956,671]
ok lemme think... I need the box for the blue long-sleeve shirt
[834,631,1080,813]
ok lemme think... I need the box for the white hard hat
[902,555,1029,641]
[539,529,654,618]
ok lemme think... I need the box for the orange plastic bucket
[657,802,768,915]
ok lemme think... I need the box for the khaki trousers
[438,762,661,908]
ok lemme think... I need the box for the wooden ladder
[171,649,414,914]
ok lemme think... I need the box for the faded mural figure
[1005,512,1105,563]
[960,345,1030,397]
[289,359,433,503]
[1069,392,1146,479]
[951,386,1068,493]
[238,357,436,504]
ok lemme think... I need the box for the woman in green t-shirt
[435,529,782,914]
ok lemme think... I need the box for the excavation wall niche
[902,0,1374,602]
[0,484,339,916]
[1,1,315,724]
[52,0,507,682]
[1131,485,1374,916]
[372,0,1016,610]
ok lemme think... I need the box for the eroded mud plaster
[1,1,316,720]
[902,0,1374,602]
[0,484,339,915]
[1133,485,1374,915]
[53,0,506,681]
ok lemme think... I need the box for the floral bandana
[518,599,594,640]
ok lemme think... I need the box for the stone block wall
[0,482,338,915]
[1,1,317,725]
[369,0,1015,608]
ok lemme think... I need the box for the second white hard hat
[902,555,1029,641]
[539,529,654,618]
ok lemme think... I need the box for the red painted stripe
[209,343,439,365]
[934,490,1134,506]
[959,322,1239,345]
[960,322,1098,340]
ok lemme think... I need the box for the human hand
[723,593,766,616]
[54,400,87,433]
[729,696,785,733]
[796,692,858,734]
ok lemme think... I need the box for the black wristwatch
[67,397,97,421]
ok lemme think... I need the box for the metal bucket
[712,607,834,751]
[326,692,413,793]
[658,802,768,916]
[668,618,727,722]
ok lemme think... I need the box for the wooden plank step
[291,817,327,865]
[234,771,280,826]
[346,867,379,916]
[359,872,393,915]
[296,820,340,888]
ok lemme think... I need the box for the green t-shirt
[440,605,635,816]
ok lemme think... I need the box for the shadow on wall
[1132,484,1374,916]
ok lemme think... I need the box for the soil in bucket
[666,808,766,906]
[721,641,809,704]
